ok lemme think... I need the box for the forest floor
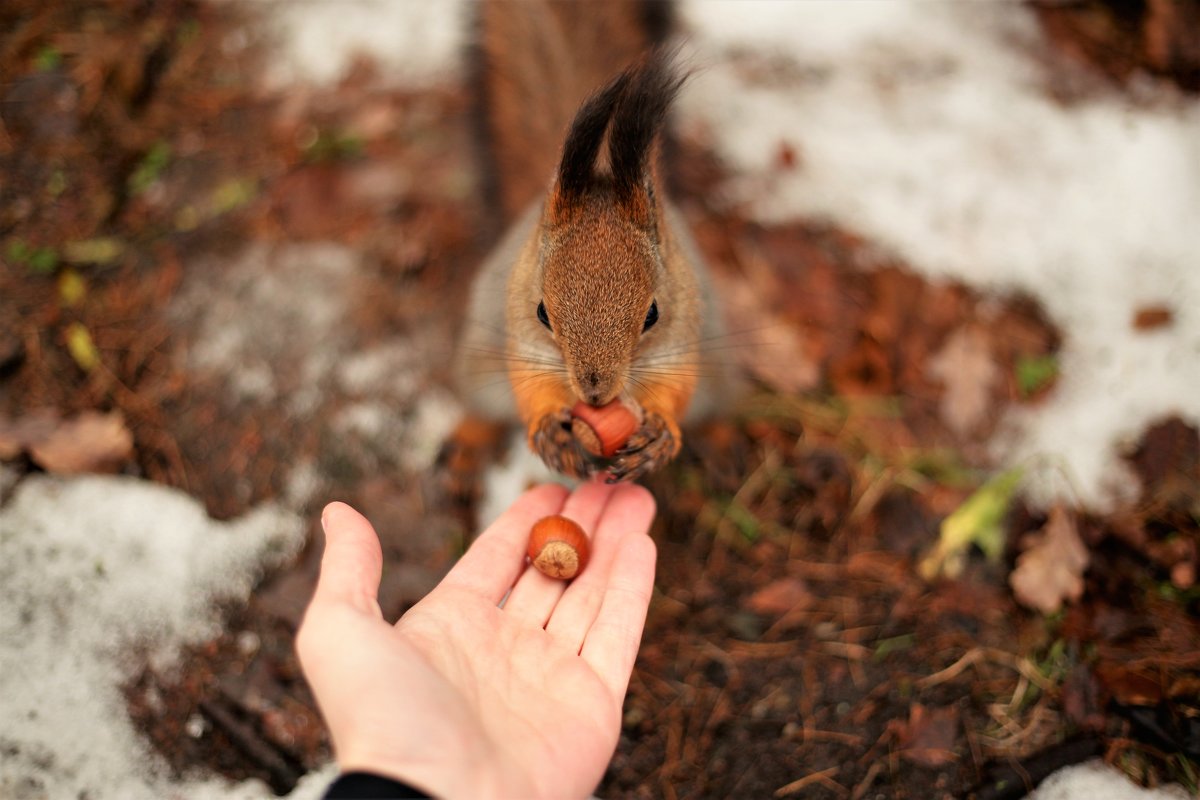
[1,2,1198,798]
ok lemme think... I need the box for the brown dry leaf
[28,411,134,474]
[746,578,813,615]
[1095,661,1165,706]
[896,703,960,767]
[1132,304,1173,331]
[927,326,999,436]
[1009,506,1089,615]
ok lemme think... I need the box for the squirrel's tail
[470,0,674,228]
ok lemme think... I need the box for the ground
[1,1,1198,798]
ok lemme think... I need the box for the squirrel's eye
[537,301,551,330]
[642,300,658,332]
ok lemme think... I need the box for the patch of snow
[401,388,464,472]
[175,242,358,407]
[678,0,1200,510]
[262,0,466,88]
[333,400,394,441]
[336,340,421,399]
[1031,760,1191,799]
[285,458,323,508]
[0,476,305,800]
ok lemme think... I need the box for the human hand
[296,480,657,799]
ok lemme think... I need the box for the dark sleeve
[323,771,434,799]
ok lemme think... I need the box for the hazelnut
[570,400,638,457]
[527,515,590,580]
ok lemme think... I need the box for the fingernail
[321,501,344,533]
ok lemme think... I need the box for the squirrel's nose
[584,372,605,405]
[578,367,619,405]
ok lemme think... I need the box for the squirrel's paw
[531,409,592,479]
[606,412,678,483]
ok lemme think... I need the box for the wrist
[335,740,514,800]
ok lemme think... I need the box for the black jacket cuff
[323,771,433,799]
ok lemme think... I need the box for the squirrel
[455,0,736,482]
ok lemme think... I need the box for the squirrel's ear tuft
[551,70,631,224]
[608,47,684,218]
[550,47,684,226]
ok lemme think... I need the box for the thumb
[311,501,384,616]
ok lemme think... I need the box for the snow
[172,240,463,477]
[261,0,465,88]
[1031,760,1191,799]
[675,1,1200,509]
[0,476,309,800]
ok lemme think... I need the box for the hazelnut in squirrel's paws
[570,400,670,483]
[570,400,639,458]
[534,401,675,482]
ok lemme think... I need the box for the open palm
[297,480,657,799]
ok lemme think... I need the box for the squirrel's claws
[607,412,676,482]
[531,409,593,479]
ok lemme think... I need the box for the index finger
[438,483,569,603]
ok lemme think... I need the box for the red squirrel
[455,0,735,482]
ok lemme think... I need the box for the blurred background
[1,1,1198,798]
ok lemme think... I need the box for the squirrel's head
[532,50,684,407]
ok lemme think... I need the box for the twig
[918,647,1055,692]
[775,766,846,798]
[850,761,885,800]
[199,698,300,791]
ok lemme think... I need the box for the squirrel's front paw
[531,409,593,479]
[607,412,678,483]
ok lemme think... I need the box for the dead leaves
[1010,506,1089,615]
[893,703,961,768]
[745,577,813,615]
[0,409,133,474]
[927,326,1000,437]
[920,475,1089,615]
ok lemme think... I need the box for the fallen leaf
[1132,305,1173,331]
[927,326,999,436]
[64,322,100,372]
[896,703,960,767]
[1010,505,1089,614]
[776,141,799,170]
[1096,661,1165,706]
[829,335,892,396]
[28,411,133,474]
[746,578,813,615]
[919,467,1023,580]
[62,236,124,265]
[57,268,86,307]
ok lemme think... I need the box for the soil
[2,1,1198,798]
